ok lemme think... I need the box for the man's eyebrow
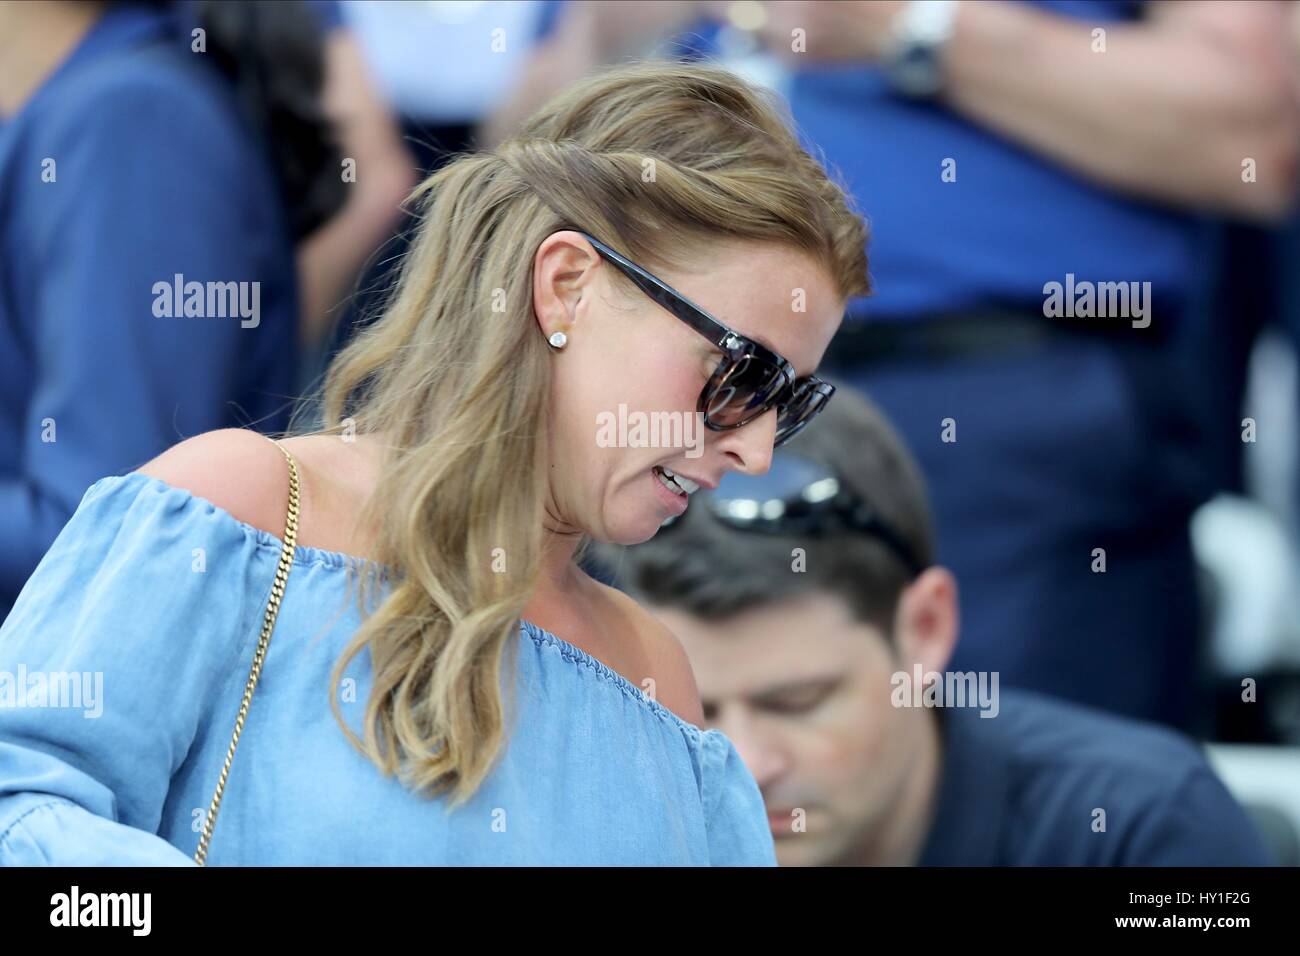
[751,675,842,699]
[700,675,842,710]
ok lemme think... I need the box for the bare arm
[761,0,1300,221]
[297,30,418,350]
[477,0,701,148]
[942,0,1300,220]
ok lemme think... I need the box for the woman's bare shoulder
[134,428,301,540]
[135,429,385,557]
[589,578,706,727]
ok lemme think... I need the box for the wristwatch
[882,0,960,99]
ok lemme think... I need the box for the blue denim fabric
[0,473,776,866]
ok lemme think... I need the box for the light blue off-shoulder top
[0,471,777,866]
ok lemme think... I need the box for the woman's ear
[532,231,600,342]
[890,566,960,676]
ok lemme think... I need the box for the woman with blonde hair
[0,61,869,865]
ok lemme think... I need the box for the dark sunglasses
[660,453,926,578]
[578,231,836,448]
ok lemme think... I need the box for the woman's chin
[601,514,672,547]
[592,482,691,545]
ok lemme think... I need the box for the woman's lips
[651,467,689,515]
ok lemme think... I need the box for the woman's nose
[719,406,778,475]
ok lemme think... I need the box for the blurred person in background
[345,0,554,171]
[294,1,417,360]
[599,385,1276,866]
[656,0,1300,732]
[0,0,344,617]
[307,1,559,377]
[1186,1,1300,745]
[478,0,703,148]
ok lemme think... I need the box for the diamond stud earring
[548,331,568,349]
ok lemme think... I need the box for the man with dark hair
[596,384,1273,866]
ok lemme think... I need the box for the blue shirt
[677,0,1199,320]
[0,470,776,865]
[0,5,297,615]
[919,689,1274,865]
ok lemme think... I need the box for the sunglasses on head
[578,231,836,449]
[660,453,927,578]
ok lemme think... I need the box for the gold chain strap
[193,438,300,866]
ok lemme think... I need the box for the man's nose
[719,709,787,789]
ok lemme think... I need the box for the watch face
[896,44,941,97]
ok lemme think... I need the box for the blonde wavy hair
[289,60,871,809]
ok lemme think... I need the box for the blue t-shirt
[670,0,1199,321]
[919,689,1274,865]
[0,468,776,865]
[0,5,297,614]
[306,0,345,33]
[792,0,1199,320]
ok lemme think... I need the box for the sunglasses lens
[774,384,832,447]
[704,355,788,426]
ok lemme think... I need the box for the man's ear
[532,230,600,341]
[891,567,959,675]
